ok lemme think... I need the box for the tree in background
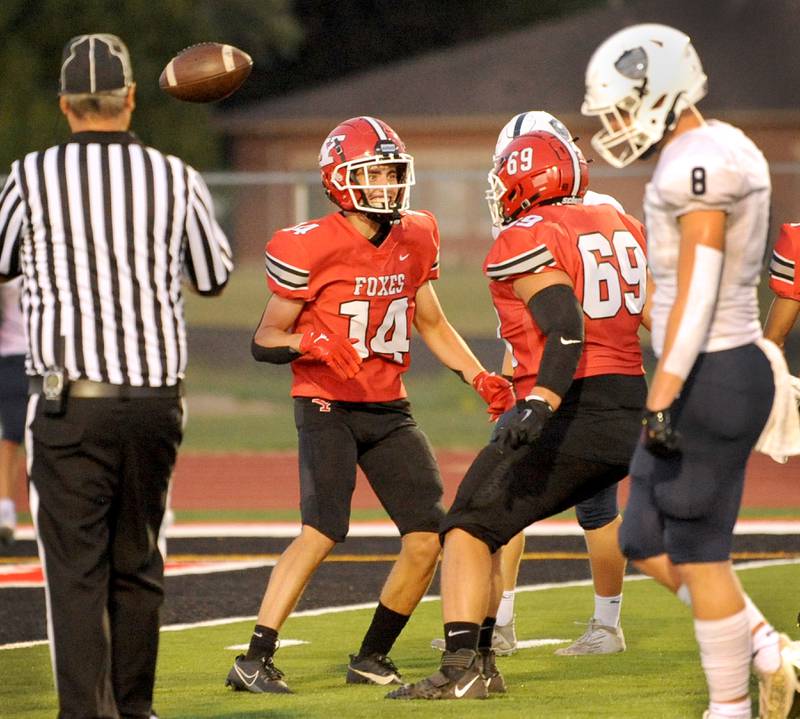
[0,0,303,168]
[0,0,606,169]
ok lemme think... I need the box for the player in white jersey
[487,111,631,657]
[584,24,799,719]
[0,278,27,544]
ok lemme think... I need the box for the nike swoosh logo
[234,665,260,687]
[399,253,410,261]
[447,629,470,637]
[560,337,581,345]
[454,674,480,698]
[521,409,532,422]
[348,667,397,685]
[253,631,263,638]
[314,334,329,343]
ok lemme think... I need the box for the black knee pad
[575,484,619,530]
[618,515,664,561]
[617,480,666,561]
[664,519,735,564]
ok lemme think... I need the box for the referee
[0,34,232,718]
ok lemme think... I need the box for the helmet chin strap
[643,93,692,160]
[365,210,399,225]
[362,191,403,225]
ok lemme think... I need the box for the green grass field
[4,563,797,718]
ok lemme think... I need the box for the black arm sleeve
[527,283,584,399]
[251,338,301,364]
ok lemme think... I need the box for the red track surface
[10,451,798,513]
[164,451,799,511]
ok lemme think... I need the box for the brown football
[159,42,252,103]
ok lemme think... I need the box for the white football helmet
[582,23,707,168]
[493,111,573,160]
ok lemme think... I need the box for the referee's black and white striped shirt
[0,131,232,387]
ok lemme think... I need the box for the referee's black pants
[27,394,183,719]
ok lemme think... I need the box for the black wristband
[251,339,300,364]
[449,367,467,384]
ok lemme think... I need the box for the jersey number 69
[578,230,646,319]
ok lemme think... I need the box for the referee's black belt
[29,377,184,399]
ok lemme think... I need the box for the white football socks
[496,590,515,627]
[676,583,692,607]
[694,608,751,712]
[707,698,752,718]
[594,593,622,627]
[744,594,781,675]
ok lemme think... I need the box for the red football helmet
[319,116,415,217]
[486,130,589,227]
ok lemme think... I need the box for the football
[159,42,252,103]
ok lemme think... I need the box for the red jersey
[265,210,440,401]
[769,223,800,301]
[484,203,646,398]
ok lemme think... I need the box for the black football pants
[27,394,182,719]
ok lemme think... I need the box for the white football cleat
[756,633,800,719]
[555,618,626,656]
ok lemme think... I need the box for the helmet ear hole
[318,116,415,214]
[488,130,588,225]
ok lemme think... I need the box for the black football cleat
[480,648,506,694]
[385,648,488,700]
[346,652,403,685]
[225,654,292,694]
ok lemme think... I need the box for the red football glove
[299,330,362,381]
[472,371,515,421]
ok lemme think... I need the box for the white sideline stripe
[2,558,798,652]
[12,518,797,540]
[226,639,308,651]
[517,638,571,648]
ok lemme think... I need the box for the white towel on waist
[754,338,800,464]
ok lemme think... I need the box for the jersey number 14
[340,298,410,363]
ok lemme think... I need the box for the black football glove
[494,397,553,451]
[642,408,681,458]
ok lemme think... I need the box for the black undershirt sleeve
[527,283,584,399]
[251,338,300,364]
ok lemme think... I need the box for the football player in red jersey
[388,130,648,700]
[765,223,800,367]
[482,110,634,659]
[225,116,513,694]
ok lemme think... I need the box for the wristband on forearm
[251,338,301,364]
[528,284,584,398]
